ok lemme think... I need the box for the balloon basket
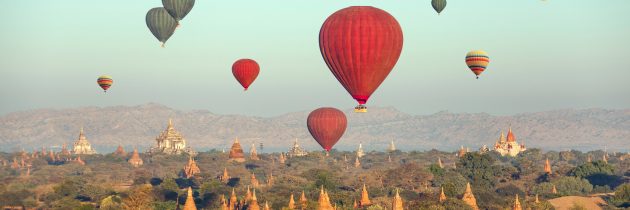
[354,105,367,113]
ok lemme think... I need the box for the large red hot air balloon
[307,107,347,152]
[319,6,404,113]
[232,59,260,91]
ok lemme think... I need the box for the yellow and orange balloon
[97,75,113,92]
[465,50,490,79]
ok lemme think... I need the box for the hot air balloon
[432,0,447,15]
[162,0,195,25]
[232,59,260,91]
[307,107,347,153]
[146,7,178,47]
[465,50,490,79]
[319,6,404,113]
[97,75,113,92]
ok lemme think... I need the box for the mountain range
[0,103,628,153]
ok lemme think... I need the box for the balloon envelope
[307,107,347,152]
[97,75,113,92]
[432,0,447,14]
[232,59,260,91]
[465,50,490,79]
[146,7,178,47]
[162,0,195,22]
[319,6,403,112]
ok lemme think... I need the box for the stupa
[114,145,126,156]
[356,143,365,158]
[544,158,552,174]
[72,128,97,155]
[439,187,447,203]
[358,184,372,207]
[391,189,404,210]
[128,148,143,167]
[317,186,334,210]
[183,187,197,210]
[250,144,260,160]
[512,194,522,210]
[220,168,230,183]
[461,183,479,210]
[182,156,201,178]
[228,138,246,162]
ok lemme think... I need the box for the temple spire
[355,157,361,168]
[551,184,558,194]
[437,157,444,168]
[391,189,404,210]
[249,189,260,210]
[183,187,197,210]
[512,194,522,210]
[544,158,552,174]
[288,193,296,209]
[300,190,308,209]
[535,194,540,203]
[439,187,447,203]
[359,184,372,207]
[229,188,237,210]
[461,183,479,210]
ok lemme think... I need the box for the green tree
[610,183,630,208]
[122,184,155,210]
[569,161,614,178]
[100,195,123,210]
[456,153,496,189]
[553,177,593,196]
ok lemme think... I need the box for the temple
[228,138,246,162]
[150,119,192,155]
[437,157,444,169]
[250,144,260,160]
[544,158,552,174]
[220,168,230,183]
[391,189,403,210]
[128,148,143,167]
[356,143,365,158]
[354,157,361,168]
[317,186,334,210]
[251,172,260,188]
[493,127,527,157]
[72,127,97,155]
[249,190,261,210]
[512,194,522,210]
[288,193,296,209]
[182,156,201,178]
[183,187,197,210]
[461,183,479,210]
[388,140,396,152]
[439,187,447,203]
[287,139,308,157]
[279,152,286,164]
[114,145,126,156]
[358,184,372,207]
[300,190,308,209]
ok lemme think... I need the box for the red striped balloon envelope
[307,107,347,152]
[232,59,260,91]
[319,6,403,113]
[97,75,113,92]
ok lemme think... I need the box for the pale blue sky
[1,1,629,116]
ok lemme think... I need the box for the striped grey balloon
[431,0,447,15]
[146,7,178,47]
[162,0,195,22]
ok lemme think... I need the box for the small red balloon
[232,59,260,91]
[307,107,347,152]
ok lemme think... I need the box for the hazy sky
[1,1,629,117]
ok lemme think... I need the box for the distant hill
[0,103,628,152]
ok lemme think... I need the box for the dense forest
[1,148,629,209]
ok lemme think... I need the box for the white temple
[72,127,97,155]
[493,127,526,157]
[287,139,308,157]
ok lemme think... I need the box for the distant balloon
[319,6,403,113]
[432,0,447,15]
[465,50,490,79]
[162,0,195,24]
[232,59,260,91]
[146,7,178,47]
[307,107,347,152]
[97,75,113,92]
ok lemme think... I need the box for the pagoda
[358,184,372,207]
[264,201,271,210]
[551,184,558,194]
[603,154,608,164]
[439,187,447,203]
[249,190,261,210]
[220,168,230,183]
[128,148,143,167]
[150,119,191,155]
[71,128,97,155]
[228,138,246,162]
[250,144,260,160]
[288,139,308,157]
[266,172,274,186]
[251,173,260,188]
[356,143,365,158]
[493,128,527,157]
[183,187,197,210]
[461,183,479,210]
[354,157,361,168]
[220,195,229,210]
[288,194,296,209]
[114,145,126,156]
[317,186,334,210]
[437,157,444,169]
[544,158,552,174]
[458,146,467,157]
[535,194,540,204]
[182,156,201,178]
[279,152,286,164]
[391,189,404,210]
[229,189,238,210]
[512,194,522,210]
[300,191,308,209]
[388,140,396,152]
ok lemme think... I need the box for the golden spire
[461,183,479,210]
[391,189,404,210]
[183,187,197,210]
[318,186,334,210]
[245,186,253,201]
[249,189,261,210]
[551,184,558,194]
[355,157,361,168]
[250,144,260,160]
[221,168,230,183]
[535,194,540,204]
[300,190,308,209]
[251,173,260,188]
[183,155,200,178]
[280,152,286,164]
[544,158,552,174]
[220,194,229,210]
[359,184,372,207]
[128,148,143,167]
[507,127,516,142]
[603,154,608,164]
[168,118,173,128]
[438,157,444,168]
[458,145,467,157]
[439,187,447,203]
[264,201,271,210]
[499,130,506,143]
[229,188,237,209]
[288,193,296,209]
[513,194,522,210]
